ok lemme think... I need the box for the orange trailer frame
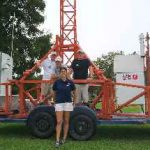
[0,0,150,122]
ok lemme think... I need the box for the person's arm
[70,81,77,105]
[89,66,94,78]
[52,91,56,103]
[67,67,73,79]
[70,59,75,74]
[35,58,46,67]
[50,74,57,81]
[50,63,58,81]
[87,58,93,79]
[68,60,74,79]
[52,81,57,103]
[72,90,77,106]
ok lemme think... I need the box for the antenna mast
[60,0,78,56]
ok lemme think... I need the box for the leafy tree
[0,0,52,78]
[89,51,124,101]
[94,51,124,79]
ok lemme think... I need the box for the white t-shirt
[41,58,56,80]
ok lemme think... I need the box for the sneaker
[55,141,60,148]
[60,139,65,145]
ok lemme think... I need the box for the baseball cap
[77,49,84,53]
[50,51,57,56]
[48,51,57,59]
[55,56,62,62]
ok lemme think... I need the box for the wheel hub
[36,118,50,131]
[75,120,89,135]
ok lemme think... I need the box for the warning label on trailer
[122,73,138,80]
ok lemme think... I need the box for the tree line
[0,0,52,78]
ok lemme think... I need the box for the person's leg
[43,84,53,104]
[55,104,64,142]
[63,111,70,141]
[75,84,82,104]
[40,83,49,102]
[62,103,73,141]
[82,84,89,103]
[56,111,63,142]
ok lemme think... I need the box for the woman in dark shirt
[53,67,76,147]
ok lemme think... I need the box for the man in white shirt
[40,51,57,103]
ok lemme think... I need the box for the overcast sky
[42,0,150,60]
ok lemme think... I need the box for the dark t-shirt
[71,59,91,79]
[53,79,75,103]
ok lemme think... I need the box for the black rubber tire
[27,105,56,138]
[69,106,97,140]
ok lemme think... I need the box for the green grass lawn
[95,103,144,113]
[0,123,150,150]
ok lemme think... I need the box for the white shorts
[55,102,73,111]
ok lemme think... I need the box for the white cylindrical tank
[0,52,13,96]
[114,54,145,105]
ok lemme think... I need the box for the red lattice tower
[58,0,78,65]
[14,0,114,119]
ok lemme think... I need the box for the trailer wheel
[27,106,55,138]
[69,106,97,140]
